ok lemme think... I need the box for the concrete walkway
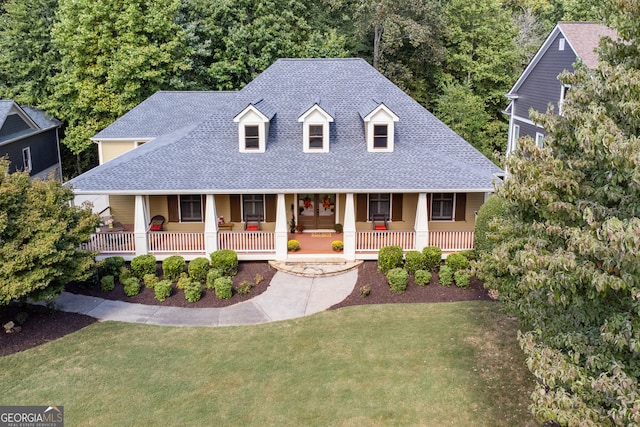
[51,269,358,327]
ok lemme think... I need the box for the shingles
[559,22,617,69]
[68,58,502,194]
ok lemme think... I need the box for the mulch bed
[1,261,492,357]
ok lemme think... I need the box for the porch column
[134,195,149,255]
[343,193,356,260]
[414,192,429,251]
[275,193,288,260]
[204,194,218,255]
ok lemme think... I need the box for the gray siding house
[505,22,616,155]
[0,100,62,180]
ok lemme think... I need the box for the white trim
[234,105,270,153]
[536,132,544,147]
[510,114,539,127]
[429,192,456,221]
[559,84,571,116]
[22,146,32,172]
[558,38,565,51]
[298,105,333,153]
[363,104,399,153]
[71,188,496,196]
[178,194,204,223]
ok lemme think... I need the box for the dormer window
[309,125,324,149]
[298,100,334,153]
[233,99,275,153]
[244,125,260,150]
[373,124,388,149]
[360,101,399,152]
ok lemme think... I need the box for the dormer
[233,99,275,153]
[360,101,399,152]
[298,100,334,153]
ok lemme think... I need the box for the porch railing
[429,231,474,251]
[219,231,275,252]
[356,231,416,252]
[81,232,136,254]
[148,232,204,253]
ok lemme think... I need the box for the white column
[343,193,356,260]
[275,193,288,260]
[414,192,429,251]
[204,194,218,255]
[134,195,149,255]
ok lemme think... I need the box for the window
[309,125,323,149]
[180,195,203,222]
[244,125,260,150]
[536,133,544,147]
[559,38,565,51]
[373,125,388,149]
[243,194,264,219]
[22,147,31,172]
[431,193,454,220]
[369,193,390,220]
[511,124,520,151]
[559,85,571,115]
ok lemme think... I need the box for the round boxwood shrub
[445,252,470,273]
[188,257,210,283]
[163,255,186,282]
[439,265,453,287]
[454,271,471,289]
[474,195,508,255]
[386,267,408,294]
[131,254,157,279]
[415,270,432,286]
[119,266,132,282]
[404,250,426,274]
[143,273,158,289]
[422,246,442,271]
[100,275,115,292]
[101,256,125,278]
[214,276,233,300]
[287,240,300,251]
[210,249,238,276]
[122,277,141,297]
[183,279,202,302]
[206,269,222,290]
[378,245,404,274]
[154,280,172,302]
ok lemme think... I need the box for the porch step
[269,259,363,278]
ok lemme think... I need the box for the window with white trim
[559,38,565,51]
[242,194,265,220]
[363,104,399,152]
[512,124,520,151]
[309,125,324,149]
[180,195,203,222]
[559,84,571,115]
[368,193,391,220]
[244,125,260,150]
[234,104,270,153]
[373,125,388,149]
[298,104,333,153]
[22,147,32,172]
[536,132,544,147]
[431,193,454,220]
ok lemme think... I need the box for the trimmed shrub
[474,195,508,255]
[287,240,300,251]
[445,253,470,273]
[206,269,222,290]
[331,240,344,251]
[130,254,157,279]
[236,280,252,295]
[101,256,125,278]
[119,266,132,281]
[176,272,189,290]
[163,255,185,282]
[122,277,141,297]
[100,275,115,292]
[143,273,158,289]
[422,246,442,271]
[415,270,432,286]
[458,249,477,262]
[154,280,172,302]
[439,265,453,287]
[183,279,202,302]
[386,267,408,293]
[210,249,238,276]
[188,257,210,283]
[454,271,471,289]
[214,277,233,300]
[378,245,404,274]
[404,250,426,274]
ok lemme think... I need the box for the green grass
[0,302,538,426]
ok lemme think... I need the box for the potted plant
[296,223,304,234]
[331,240,344,251]
[333,223,343,234]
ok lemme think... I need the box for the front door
[297,194,335,230]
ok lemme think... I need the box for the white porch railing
[147,232,205,253]
[429,231,474,251]
[356,231,416,252]
[81,232,136,254]
[219,231,275,252]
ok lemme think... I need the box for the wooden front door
[297,194,335,230]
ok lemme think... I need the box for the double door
[297,194,335,230]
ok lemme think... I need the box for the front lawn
[0,302,538,426]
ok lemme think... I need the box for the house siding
[100,140,138,163]
[2,128,59,176]
[428,193,482,233]
[512,119,543,143]
[109,195,135,226]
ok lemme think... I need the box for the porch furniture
[218,223,234,231]
[149,215,165,231]
[99,221,125,233]
[371,214,388,230]
[244,214,263,231]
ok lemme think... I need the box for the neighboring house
[0,100,62,180]
[505,22,616,155]
[68,58,502,261]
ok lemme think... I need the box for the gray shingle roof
[68,58,502,194]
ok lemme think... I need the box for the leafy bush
[287,239,300,251]
[143,273,158,289]
[439,265,453,287]
[254,274,263,285]
[163,255,185,281]
[331,240,344,251]
[422,246,442,271]
[122,277,141,297]
[445,253,470,272]
[206,269,222,290]
[119,266,132,281]
[378,245,404,274]
[100,275,115,292]
[101,256,125,278]
[386,267,408,294]
[214,277,233,300]
[474,195,507,255]
[130,254,157,279]
[154,280,172,302]
[404,250,426,274]
[188,257,210,283]
[454,271,471,289]
[458,249,477,262]
[236,280,252,295]
[176,272,189,290]
[183,279,202,302]
[415,270,432,286]
[210,249,238,276]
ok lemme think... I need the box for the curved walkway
[51,269,358,327]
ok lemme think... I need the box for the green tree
[0,159,100,305]
[476,2,640,423]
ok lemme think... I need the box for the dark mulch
[1,261,492,357]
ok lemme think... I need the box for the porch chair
[371,214,388,230]
[244,214,263,231]
[149,215,165,231]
